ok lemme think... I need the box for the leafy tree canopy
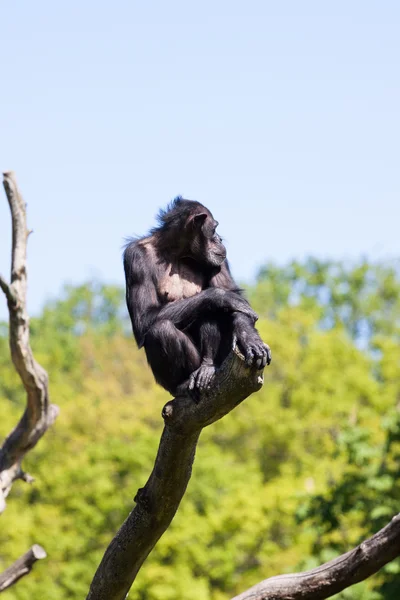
[1,258,399,599]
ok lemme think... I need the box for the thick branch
[0,172,59,513]
[232,512,400,600]
[0,545,46,592]
[87,349,264,600]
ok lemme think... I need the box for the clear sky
[1,1,399,320]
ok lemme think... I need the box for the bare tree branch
[231,512,400,600]
[87,349,264,600]
[0,171,59,513]
[0,545,46,592]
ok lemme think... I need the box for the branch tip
[0,544,47,592]
[31,545,46,560]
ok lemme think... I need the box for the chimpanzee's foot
[173,362,216,403]
[189,362,216,392]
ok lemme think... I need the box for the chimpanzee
[123,197,271,398]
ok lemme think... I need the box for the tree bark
[0,171,59,512]
[87,349,264,600]
[231,512,400,600]
[0,545,46,592]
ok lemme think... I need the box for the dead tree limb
[87,349,264,600]
[231,512,400,600]
[0,545,47,592]
[0,171,59,513]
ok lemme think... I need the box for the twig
[87,349,264,600]
[231,512,400,600]
[0,172,59,513]
[0,545,46,592]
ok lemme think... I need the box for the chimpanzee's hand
[233,328,271,369]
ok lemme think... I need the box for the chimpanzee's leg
[186,314,234,392]
[144,319,201,395]
[190,311,271,390]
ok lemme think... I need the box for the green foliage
[296,410,400,599]
[1,260,400,599]
[249,257,400,344]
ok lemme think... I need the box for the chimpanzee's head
[155,197,227,267]
[186,209,226,267]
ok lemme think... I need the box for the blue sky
[1,1,399,320]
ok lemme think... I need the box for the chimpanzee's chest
[158,263,204,302]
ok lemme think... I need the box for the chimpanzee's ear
[190,213,208,229]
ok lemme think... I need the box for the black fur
[123,199,271,398]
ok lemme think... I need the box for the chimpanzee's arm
[210,261,271,367]
[158,288,258,330]
[124,243,161,348]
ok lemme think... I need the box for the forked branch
[0,172,59,513]
[87,349,264,600]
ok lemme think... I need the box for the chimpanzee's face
[188,212,227,267]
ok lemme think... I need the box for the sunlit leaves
[1,263,400,599]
